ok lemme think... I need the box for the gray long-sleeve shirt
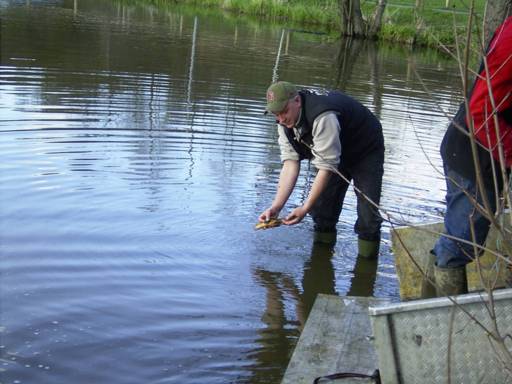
[277,111,342,170]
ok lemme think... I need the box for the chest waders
[285,91,384,261]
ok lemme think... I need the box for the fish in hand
[255,218,283,230]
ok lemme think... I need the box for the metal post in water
[271,29,286,83]
[187,17,198,106]
[186,17,198,180]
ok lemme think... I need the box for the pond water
[1,0,462,383]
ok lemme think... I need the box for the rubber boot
[358,238,379,259]
[434,265,468,296]
[313,231,337,246]
[420,251,437,299]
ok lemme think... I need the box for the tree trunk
[339,0,366,37]
[483,0,512,47]
[351,0,365,36]
[340,0,352,36]
[368,0,387,38]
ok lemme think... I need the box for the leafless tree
[339,0,387,38]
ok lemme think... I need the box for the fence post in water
[187,17,198,106]
[271,29,286,83]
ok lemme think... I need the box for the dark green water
[1,0,461,382]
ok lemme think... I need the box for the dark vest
[283,90,384,166]
[440,103,512,189]
[440,103,496,187]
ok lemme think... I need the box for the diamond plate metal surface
[370,290,512,384]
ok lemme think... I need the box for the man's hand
[259,206,281,222]
[258,160,300,224]
[283,206,308,225]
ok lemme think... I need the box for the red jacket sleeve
[470,16,512,166]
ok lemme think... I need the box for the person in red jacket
[425,16,512,297]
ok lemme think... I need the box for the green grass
[116,0,488,50]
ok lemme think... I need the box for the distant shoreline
[121,0,486,51]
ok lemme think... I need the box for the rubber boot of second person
[420,251,437,299]
[434,264,468,296]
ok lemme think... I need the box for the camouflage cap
[265,81,298,114]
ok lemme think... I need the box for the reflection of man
[301,242,337,319]
[250,238,379,381]
[425,16,512,297]
[258,81,385,259]
[251,268,301,383]
[253,241,338,333]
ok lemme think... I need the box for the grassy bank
[375,0,486,47]
[126,0,487,49]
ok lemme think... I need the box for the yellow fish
[255,218,283,230]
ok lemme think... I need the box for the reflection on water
[1,0,462,383]
[248,241,338,382]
